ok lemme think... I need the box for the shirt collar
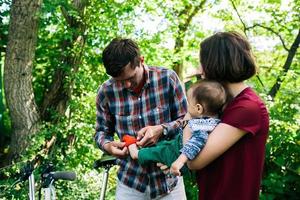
[143,65,151,88]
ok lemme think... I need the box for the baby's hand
[170,161,183,176]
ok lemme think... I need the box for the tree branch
[230,0,247,34]
[246,24,289,51]
[230,0,300,99]
[230,0,288,51]
[268,28,300,98]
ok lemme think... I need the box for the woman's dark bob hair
[200,32,257,83]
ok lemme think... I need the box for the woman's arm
[187,123,247,170]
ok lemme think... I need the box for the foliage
[261,72,300,199]
[0,0,11,156]
[0,0,299,199]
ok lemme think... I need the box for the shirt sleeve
[222,100,261,136]
[180,130,208,160]
[162,70,187,137]
[94,85,115,152]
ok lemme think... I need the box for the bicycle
[9,162,76,200]
[39,163,76,200]
[93,154,117,200]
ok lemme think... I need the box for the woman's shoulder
[222,88,268,124]
[222,87,269,131]
[227,87,266,111]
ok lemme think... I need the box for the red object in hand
[122,135,137,147]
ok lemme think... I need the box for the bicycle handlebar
[50,171,76,181]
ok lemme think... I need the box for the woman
[160,32,269,200]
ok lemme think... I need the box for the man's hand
[136,125,163,147]
[103,141,128,158]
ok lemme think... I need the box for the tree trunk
[172,1,206,80]
[40,0,87,120]
[3,0,42,163]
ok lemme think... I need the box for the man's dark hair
[102,38,141,77]
[189,80,227,115]
[200,32,257,83]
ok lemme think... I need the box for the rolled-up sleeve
[163,70,187,137]
[94,85,114,152]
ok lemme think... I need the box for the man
[95,38,187,199]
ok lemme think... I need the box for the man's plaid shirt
[95,66,187,198]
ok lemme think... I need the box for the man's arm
[94,85,128,157]
[161,70,187,137]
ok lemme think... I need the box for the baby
[124,80,227,176]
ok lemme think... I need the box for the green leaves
[1,0,299,199]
